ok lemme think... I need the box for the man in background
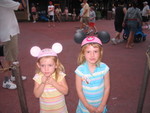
[0,0,26,89]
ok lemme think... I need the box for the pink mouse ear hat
[81,36,102,47]
[37,48,57,59]
[30,43,63,59]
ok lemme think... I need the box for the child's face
[37,57,57,77]
[84,45,100,65]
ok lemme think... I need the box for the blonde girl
[75,36,110,113]
[31,45,68,113]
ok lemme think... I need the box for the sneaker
[111,38,117,45]
[10,75,27,82]
[94,32,98,35]
[2,79,17,89]
[117,39,124,43]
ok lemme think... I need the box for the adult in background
[142,1,150,29]
[55,5,62,22]
[47,1,55,27]
[31,3,37,23]
[78,3,85,30]
[123,1,142,49]
[0,0,26,89]
[111,1,127,45]
[81,0,90,32]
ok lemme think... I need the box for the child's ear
[36,62,40,68]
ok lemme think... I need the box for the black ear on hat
[74,31,86,44]
[74,30,110,44]
[97,31,110,44]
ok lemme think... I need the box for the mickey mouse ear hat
[74,31,110,45]
[30,43,63,59]
[81,36,102,47]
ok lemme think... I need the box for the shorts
[142,16,149,22]
[3,35,18,62]
[127,20,138,32]
[82,17,89,25]
[89,22,95,27]
[48,15,54,22]
[114,21,123,32]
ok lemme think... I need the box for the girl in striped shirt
[75,36,110,113]
[31,45,68,113]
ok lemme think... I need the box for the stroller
[123,25,147,43]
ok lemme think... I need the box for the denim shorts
[127,20,139,32]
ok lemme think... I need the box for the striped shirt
[75,62,109,113]
[33,72,68,113]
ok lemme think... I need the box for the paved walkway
[0,20,150,113]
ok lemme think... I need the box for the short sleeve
[57,72,66,82]
[33,74,42,84]
[100,62,109,76]
[75,65,86,77]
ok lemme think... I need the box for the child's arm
[76,74,97,112]
[96,71,110,112]
[33,76,47,98]
[48,77,68,95]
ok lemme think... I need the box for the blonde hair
[77,43,103,66]
[36,56,65,81]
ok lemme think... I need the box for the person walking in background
[75,36,110,113]
[111,1,127,45]
[123,1,142,49]
[31,3,37,23]
[47,1,55,27]
[81,0,90,33]
[78,3,85,30]
[31,46,68,113]
[142,1,150,29]
[87,6,98,35]
[0,0,27,90]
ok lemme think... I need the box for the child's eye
[94,51,98,53]
[48,64,53,67]
[86,51,90,53]
[41,64,45,67]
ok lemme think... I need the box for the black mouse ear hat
[74,31,110,45]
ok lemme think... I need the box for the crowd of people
[111,1,149,49]
[31,1,78,24]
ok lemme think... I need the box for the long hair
[36,56,65,81]
[77,43,103,66]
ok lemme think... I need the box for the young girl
[75,36,110,113]
[31,45,68,113]
[87,6,98,35]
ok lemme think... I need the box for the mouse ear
[52,43,63,54]
[30,46,41,57]
[97,31,110,44]
[74,31,86,44]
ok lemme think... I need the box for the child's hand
[47,76,56,85]
[86,104,97,113]
[95,105,104,113]
[41,76,48,84]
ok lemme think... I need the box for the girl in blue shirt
[75,36,110,113]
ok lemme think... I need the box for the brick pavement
[0,20,150,113]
